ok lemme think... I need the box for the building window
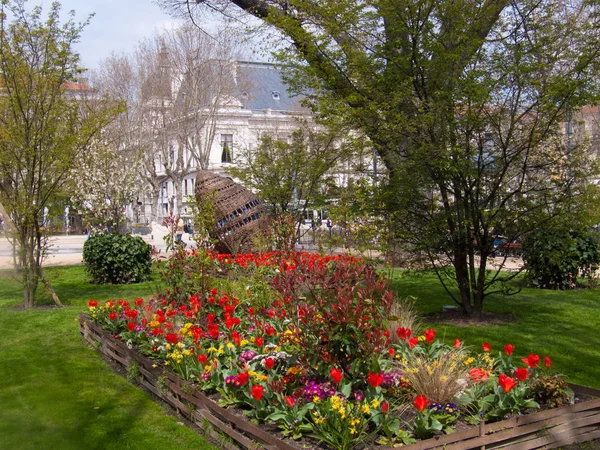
[221,134,233,163]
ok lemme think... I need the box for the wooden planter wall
[80,315,600,450]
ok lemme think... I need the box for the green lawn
[0,265,216,450]
[1,265,598,450]
[391,271,600,389]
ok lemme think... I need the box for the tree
[67,54,140,232]
[227,126,342,217]
[133,24,245,221]
[164,0,600,315]
[0,1,118,308]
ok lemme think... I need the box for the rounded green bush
[83,233,152,284]
[522,228,600,289]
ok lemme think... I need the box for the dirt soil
[426,310,515,327]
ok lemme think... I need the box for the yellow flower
[165,344,171,350]
[240,339,250,346]
[226,343,235,350]
[464,357,475,366]
[370,399,380,409]
[362,404,371,415]
[313,396,321,403]
[350,427,356,435]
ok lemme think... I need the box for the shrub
[83,233,152,284]
[521,228,600,289]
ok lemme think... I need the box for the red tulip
[381,401,389,413]
[514,367,528,381]
[388,348,395,357]
[412,395,429,412]
[544,356,552,368]
[482,343,491,352]
[409,337,419,348]
[425,329,435,344]
[251,385,264,401]
[265,358,275,370]
[367,372,385,388]
[504,344,514,356]
[127,322,136,331]
[88,300,98,307]
[522,354,540,369]
[165,333,179,345]
[454,338,462,349]
[108,312,118,321]
[396,327,411,340]
[498,374,518,393]
[266,326,275,337]
[197,354,208,365]
[330,367,344,384]
[237,371,249,385]
[285,396,296,408]
[255,337,264,347]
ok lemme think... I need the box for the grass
[0,265,216,450]
[1,264,598,449]
[391,271,600,389]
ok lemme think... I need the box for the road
[0,234,162,270]
[0,234,525,271]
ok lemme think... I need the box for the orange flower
[469,367,489,383]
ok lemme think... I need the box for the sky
[39,0,183,70]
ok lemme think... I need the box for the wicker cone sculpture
[195,170,269,255]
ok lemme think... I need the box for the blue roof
[237,61,307,113]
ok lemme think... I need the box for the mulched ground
[426,310,515,327]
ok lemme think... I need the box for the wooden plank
[184,390,301,449]
[570,383,600,398]
[506,421,600,449]
[400,426,481,450]
[192,409,261,450]
[442,410,600,450]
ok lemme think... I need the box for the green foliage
[227,128,343,217]
[529,374,574,408]
[0,1,120,307]
[522,229,600,289]
[188,0,600,315]
[83,234,152,284]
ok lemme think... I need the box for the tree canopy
[164,0,600,314]
[0,0,119,307]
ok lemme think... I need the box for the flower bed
[81,251,600,449]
